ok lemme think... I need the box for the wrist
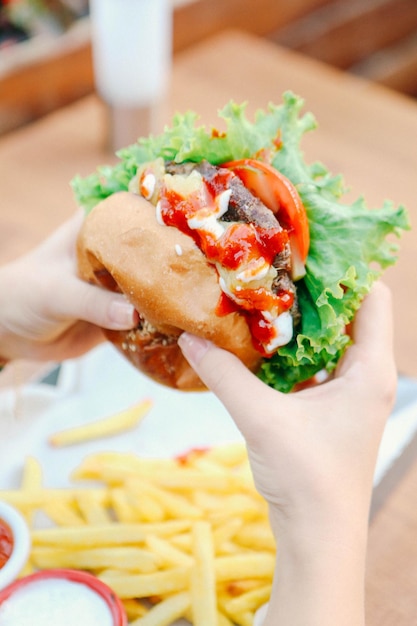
[264,507,369,626]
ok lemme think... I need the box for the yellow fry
[32,520,192,547]
[122,598,148,621]
[31,546,159,572]
[235,521,276,552]
[204,443,248,467]
[0,488,105,507]
[123,483,166,523]
[127,478,202,519]
[224,583,272,614]
[145,534,194,568]
[99,567,190,599]
[42,500,86,527]
[48,399,153,447]
[169,532,192,553]
[76,491,112,525]
[217,611,235,626]
[228,610,254,626]
[109,488,138,523]
[191,521,217,626]
[20,456,43,526]
[151,469,248,493]
[21,456,43,490]
[129,591,190,626]
[72,453,178,482]
[212,518,243,548]
[208,494,265,525]
[215,553,275,582]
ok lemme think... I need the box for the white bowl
[0,501,31,590]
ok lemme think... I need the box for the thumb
[53,277,138,331]
[178,332,278,436]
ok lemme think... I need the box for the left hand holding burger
[0,211,137,365]
[179,280,396,626]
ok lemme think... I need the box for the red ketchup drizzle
[159,170,293,356]
[175,447,209,465]
[0,518,14,569]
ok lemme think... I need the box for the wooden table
[1,30,417,623]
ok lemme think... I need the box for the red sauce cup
[0,501,31,591]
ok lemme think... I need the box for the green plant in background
[1,0,88,40]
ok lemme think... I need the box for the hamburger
[74,91,409,392]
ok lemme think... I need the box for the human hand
[0,211,137,364]
[179,282,396,625]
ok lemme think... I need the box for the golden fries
[48,399,153,447]
[2,441,276,626]
[129,591,191,626]
[190,521,217,626]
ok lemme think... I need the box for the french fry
[212,518,243,548]
[76,491,112,524]
[31,546,160,573]
[127,477,202,519]
[0,488,105,507]
[72,452,179,483]
[48,399,153,447]
[223,583,272,614]
[215,553,275,582]
[228,610,254,626]
[20,455,43,528]
[129,591,190,626]
[32,520,192,547]
[122,598,148,621]
[191,521,217,626]
[21,456,43,490]
[235,520,276,551]
[99,567,190,598]
[204,442,248,467]
[110,487,139,523]
[42,499,86,527]
[127,488,166,523]
[145,534,194,568]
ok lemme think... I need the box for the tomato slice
[223,159,309,279]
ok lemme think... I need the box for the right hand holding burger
[179,281,397,626]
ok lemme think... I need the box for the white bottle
[89,0,172,150]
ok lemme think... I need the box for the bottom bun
[76,192,262,391]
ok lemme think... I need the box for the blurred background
[1,0,417,136]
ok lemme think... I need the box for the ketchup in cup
[0,569,127,626]
[0,502,31,593]
[0,520,13,570]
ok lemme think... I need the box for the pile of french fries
[0,421,276,625]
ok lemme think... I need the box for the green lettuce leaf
[72,91,410,392]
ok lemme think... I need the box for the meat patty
[165,160,300,328]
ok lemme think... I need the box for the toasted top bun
[76,192,262,390]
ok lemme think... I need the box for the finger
[336,281,397,400]
[350,281,394,354]
[53,277,137,330]
[178,333,283,438]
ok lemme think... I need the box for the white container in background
[89,0,172,150]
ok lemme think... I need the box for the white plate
[0,343,243,490]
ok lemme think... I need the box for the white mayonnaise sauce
[263,310,294,352]
[0,578,114,626]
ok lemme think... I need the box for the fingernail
[108,299,137,328]
[178,333,210,367]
